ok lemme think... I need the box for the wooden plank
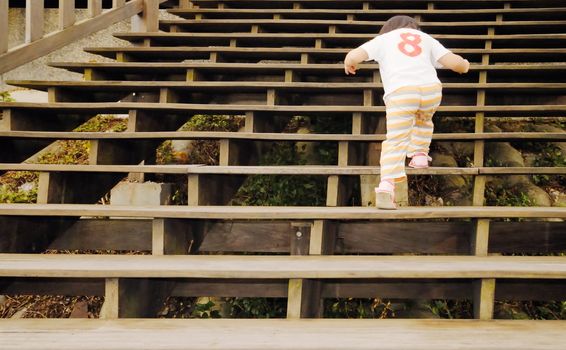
[473,278,495,320]
[152,219,191,255]
[187,174,245,205]
[490,222,566,254]
[0,0,145,74]
[0,204,564,220]
[11,81,566,94]
[471,219,490,256]
[0,131,564,142]
[132,0,160,32]
[286,278,303,318]
[198,221,291,252]
[88,0,103,18]
[0,164,195,174]
[49,219,152,251]
[172,279,288,297]
[113,0,127,7]
[1,278,104,296]
[100,277,174,318]
[0,0,8,54]
[4,101,566,116]
[339,222,473,254]
[2,319,566,350]
[25,0,44,43]
[3,254,566,279]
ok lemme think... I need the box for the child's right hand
[344,63,357,75]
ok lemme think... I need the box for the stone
[430,153,458,167]
[549,189,566,207]
[111,182,173,206]
[521,183,552,207]
[295,127,317,163]
[485,142,525,167]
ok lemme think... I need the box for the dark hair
[379,15,420,35]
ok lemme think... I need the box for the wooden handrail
[0,0,165,75]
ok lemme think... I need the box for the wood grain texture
[0,204,564,220]
[0,0,8,54]
[1,254,566,279]
[1,319,566,350]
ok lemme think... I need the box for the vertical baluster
[59,0,76,30]
[25,0,44,43]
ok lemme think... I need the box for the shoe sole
[376,191,397,210]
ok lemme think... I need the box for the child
[344,15,470,209]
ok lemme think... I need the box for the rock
[523,153,537,167]
[521,183,552,207]
[549,189,566,207]
[450,142,474,160]
[485,123,502,133]
[443,175,467,191]
[111,182,173,206]
[0,295,6,306]
[485,142,525,167]
[170,140,194,163]
[295,127,317,162]
[431,153,457,167]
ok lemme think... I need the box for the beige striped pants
[380,84,442,181]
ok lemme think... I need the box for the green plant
[0,91,15,102]
[324,298,394,319]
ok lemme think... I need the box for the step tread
[0,164,564,175]
[9,80,566,91]
[0,204,564,219]
[3,102,566,114]
[1,131,565,141]
[1,254,566,278]
[1,319,565,350]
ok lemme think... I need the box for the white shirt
[359,28,451,98]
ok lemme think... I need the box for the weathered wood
[152,219,191,255]
[0,0,8,54]
[48,219,152,251]
[5,254,566,279]
[473,278,495,320]
[0,204,564,220]
[187,174,245,205]
[3,278,564,301]
[113,0,127,8]
[172,279,288,297]
[198,221,291,252]
[88,0,103,18]
[100,277,174,318]
[4,101,566,116]
[326,176,357,206]
[0,216,74,254]
[3,319,566,350]
[1,278,104,296]
[0,0,145,74]
[132,0,160,32]
[339,222,473,254]
[37,220,566,254]
[471,219,490,256]
[1,131,564,143]
[25,0,44,43]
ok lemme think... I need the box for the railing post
[113,0,126,8]
[88,0,103,18]
[0,0,8,54]
[59,0,76,30]
[25,0,44,43]
[132,0,160,32]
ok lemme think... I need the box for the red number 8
[398,33,422,57]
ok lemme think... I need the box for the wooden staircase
[1,0,566,348]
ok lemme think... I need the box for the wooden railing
[0,0,163,74]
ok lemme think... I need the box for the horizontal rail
[0,204,564,219]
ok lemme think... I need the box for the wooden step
[83,46,566,63]
[169,7,566,19]
[3,102,566,116]
[0,131,564,142]
[1,253,566,278]
[159,19,566,34]
[112,32,566,47]
[0,204,564,219]
[10,80,566,93]
[1,164,563,176]
[1,319,566,350]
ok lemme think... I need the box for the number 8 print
[398,33,422,57]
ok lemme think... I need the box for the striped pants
[380,84,442,181]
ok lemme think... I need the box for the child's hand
[344,63,357,75]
